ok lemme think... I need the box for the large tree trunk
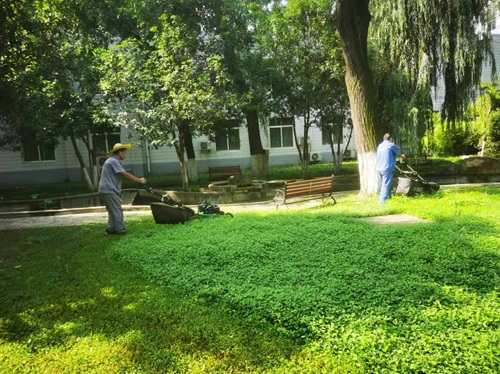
[245,108,268,179]
[334,0,379,194]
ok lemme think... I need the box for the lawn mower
[144,186,233,224]
[394,160,440,196]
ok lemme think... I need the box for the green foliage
[425,82,500,158]
[478,83,500,157]
[1,186,499,372]
[372,67,433,154]
[485,111,500,157]
[263,0,348,176]
[424,114,480,156]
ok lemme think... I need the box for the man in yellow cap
[99,143,147,235]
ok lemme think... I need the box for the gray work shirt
[98,155,126,194]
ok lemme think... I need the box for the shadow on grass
[0,226,299,372]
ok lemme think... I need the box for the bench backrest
[284,175,333,198]
[208,165,242,180]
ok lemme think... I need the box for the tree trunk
[70,133,96,191]
[245,108,268,178]
[172,128,189,188]
[79,133,100,188]
[181,122,199,183]
[327,128,338,172]
[334,0,379,194]
[300,112,311,179]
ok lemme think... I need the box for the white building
[0,116,356,186]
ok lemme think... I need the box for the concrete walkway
[0,195,336,231]
[2,182,495,231]
[7,183,478,231]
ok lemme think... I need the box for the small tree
[265,0,348,178]
[98,16,230,187]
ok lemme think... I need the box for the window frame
[322,125,344,146]
[92,131,122,158]
[214,120,241,151]
[22,137,56,163]
[269,116,294,149]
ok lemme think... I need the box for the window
[270,117,294,148]
[215,120,240,151]
[93,132,121,157]
[22,137,55,162]
[322,125,343,145]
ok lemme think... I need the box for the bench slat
[286,187,332,197]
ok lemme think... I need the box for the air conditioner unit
[310,152,322,163]
[298,136,310,146]
[199,141,212,152]
[344,149,356,159]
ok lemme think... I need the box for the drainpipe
[145,140,151,174]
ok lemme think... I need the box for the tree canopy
[0,0,497,191]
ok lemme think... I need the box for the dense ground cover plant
[1,185,499,372]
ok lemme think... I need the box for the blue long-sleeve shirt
[376,140,400,172]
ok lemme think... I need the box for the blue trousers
[100,192,126,233]
[378,170,394,204]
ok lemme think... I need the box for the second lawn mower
[394,161,440,196]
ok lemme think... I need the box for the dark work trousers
[100,192,126,233]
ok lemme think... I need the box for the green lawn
[1,185,499,373]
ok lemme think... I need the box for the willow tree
[332,0,494,194]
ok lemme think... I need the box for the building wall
[481,35,500,83]
[0,128,147,186]
[0,117,356,187]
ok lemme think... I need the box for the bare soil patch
[361,214,431,225]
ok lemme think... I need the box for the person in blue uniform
[99,143,147,235]
[376,134,400,204]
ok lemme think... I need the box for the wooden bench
[208,165,242,181]
[274,175,336,209]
